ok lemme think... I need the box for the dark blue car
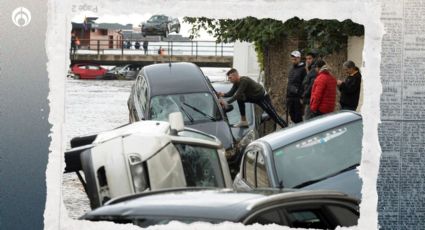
[233,111,363,200]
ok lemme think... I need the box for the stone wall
[258,35,348,135]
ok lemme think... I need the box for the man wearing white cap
[286,50,306,123]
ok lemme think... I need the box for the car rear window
[273,120,362,188]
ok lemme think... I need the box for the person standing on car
[302,50,319,120]
[337,60,362,111]
[286,50,306,123]
[310,60,337,118]
[217,68,287,128]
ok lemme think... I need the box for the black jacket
[339,71,362,109]
[287,62,306,98]
[224,76,265,104]
[302,61,317,104]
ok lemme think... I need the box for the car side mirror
[169,112,184,134]
[224,104,234,113]
[260,112,270,123]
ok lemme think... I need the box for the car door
[234,146,272,190]
[87,65,103,78]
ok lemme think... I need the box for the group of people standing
[217,49,362,129]
[287,50,362,123]
[125,41,149,54]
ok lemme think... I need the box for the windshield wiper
[292,163,360,189]
[182,102,217,121]
[179,106,194,123]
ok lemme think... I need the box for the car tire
[74,74,80,79]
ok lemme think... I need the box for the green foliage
[183,16,364,69]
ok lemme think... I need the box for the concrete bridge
[71,53,233,67]
[70,39,234,67]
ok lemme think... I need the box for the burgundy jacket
[310,70,337,114]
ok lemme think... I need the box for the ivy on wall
[183,16,364,70]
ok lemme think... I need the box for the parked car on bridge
[64,112,232,209]
[127,62,253,176]
[81,187,360,229]
[233,111,363,200]
[68,63,108,80]
[103,64,142,80]
[141,15,180,38]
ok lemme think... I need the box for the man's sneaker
[233,120,249,128]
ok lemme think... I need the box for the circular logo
[12,7,31,27]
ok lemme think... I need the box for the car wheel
[74,74,80,79]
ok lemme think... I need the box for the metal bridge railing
[72,39,234,57]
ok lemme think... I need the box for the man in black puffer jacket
[302,50,319,120]
[286,50,306,123]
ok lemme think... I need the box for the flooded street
[62,79,133,219]
[62,67,229,219]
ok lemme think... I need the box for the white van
[65,113,232,209]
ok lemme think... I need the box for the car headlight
[239,129,257,150]
[128,154,148,193]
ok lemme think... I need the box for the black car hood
[300,169,362,200]
[188,121,234,149]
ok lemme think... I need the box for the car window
[273,120,362,188]
[88,65,100,70]
[326,205,358,226]
[286,209,329,229]
[226,101,254,126]
[149,93,222,124]
[174,144,225,187]
[136,77,148,111]
[178,130,216,142]
[78,65,86,69]
[256,152,270,188]
[243,149,256,187]
[247,209,283,225]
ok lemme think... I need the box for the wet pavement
[62,79,133,219]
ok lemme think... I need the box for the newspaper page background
[378,0,425,228]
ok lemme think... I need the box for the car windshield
[226,101,254,126]
[149,93,222,124]
[174,144,225,187]
[273,120,362,188]
[147,15,167,22]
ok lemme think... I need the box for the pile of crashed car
[67,63,142,80]
[64,62,363,229]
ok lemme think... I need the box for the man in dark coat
[286,50,306,123]
[218,68,287,128]
[302,50,319,120]
[337,60,362,111]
